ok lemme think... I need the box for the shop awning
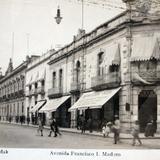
[30,100,46,113]
[103,43,120,66]
[131,36,160,61]
[69,87,121,111]
[39,96,70,113]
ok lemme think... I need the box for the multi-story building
[38,0,160,133]
[0,58,27,122]
[25,49,55,125]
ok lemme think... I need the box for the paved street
[0,123,160,149]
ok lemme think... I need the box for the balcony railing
[37,87,45,94]
[131,70,160,84]
[70,81,81,93]
[91,72,121,91]
[48,87,63,98]
[25,89,36,97]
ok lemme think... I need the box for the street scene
[0,0,160,151]
[0,123,160,149]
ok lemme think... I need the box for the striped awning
[30,100,46,113]
[39,96,70,113]
[131,36,160,61]
[69,87,121,111]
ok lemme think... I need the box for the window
[17,103,19,115]
[29,85,32,91]
[41,80,45,87]
[98,52,104,76]
[35,82,38,89]
[21,79,24,90]
[52,72,56,88]
[22,102,24,114]
[59,69,63,89]
[76,61,80,83]
[109,65,119,72]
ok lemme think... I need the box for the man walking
[131,120,142,146]
[48,118,61,137]
[112,115,120,144]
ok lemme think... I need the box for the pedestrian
[48,118,54,137]
[48,118,61,137]
[81,115,86,134]
[9,116,12,123]
[87,117,93,133]
[131,120,142,146]
[112,116,120,144]
[77,115,81,130]
[102,123,106,138]
[20,116,23,125]
[37,117,44,136]
[105,121,112,137]
[144,120,155,137]
[27,116,30,126]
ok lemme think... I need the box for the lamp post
[55,6,62,24]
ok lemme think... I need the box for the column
[119,85,132,132]
[131,87,140,122]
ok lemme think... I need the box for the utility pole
[11,32,14,60]
[81,0,84,29]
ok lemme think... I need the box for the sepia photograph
[0,0,160,159]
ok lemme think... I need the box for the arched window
[98,52,104,76]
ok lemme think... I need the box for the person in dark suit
[48,118,61,137]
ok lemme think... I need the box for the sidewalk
[1,121,160,139]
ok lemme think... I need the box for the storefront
[69,87,121,130]
[39,96,71,127]
[30,100,46,125]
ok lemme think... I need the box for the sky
[0,0,125,73]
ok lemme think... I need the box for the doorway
[138,90,157,132]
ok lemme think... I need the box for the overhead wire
[61,0,126,11]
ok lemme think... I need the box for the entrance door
[138,90,157,132]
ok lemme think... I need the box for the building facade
[41,0,160,133]
[25,50,55,125]
[0,59,27,123]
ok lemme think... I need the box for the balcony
[91,72,121,91]
[37,87,45,95]
[25,89,36,97]
[131,71,160,85]
[48,87,62,98]
[70,81,81,93]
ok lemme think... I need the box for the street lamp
[55,6,62,24]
